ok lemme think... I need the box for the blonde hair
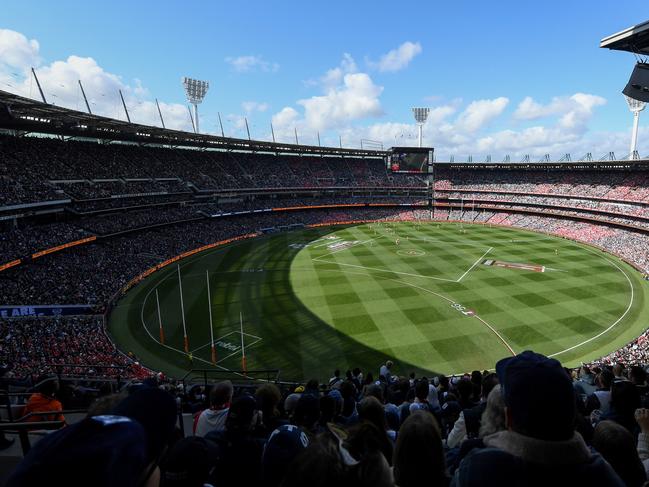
[479,384,506,438]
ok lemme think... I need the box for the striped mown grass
[108,222,649,380]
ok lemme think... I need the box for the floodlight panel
[183,77,210,104]
[411,107,430,124]
[625,94,647,112]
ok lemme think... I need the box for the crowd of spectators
[0,208,404,306]
[73,193,195,213]
[74,205,206,235]
[592,330,649,367]
[435,167,649,204]
[444,191,649,219]
[2,205,649,308]
[8,350,649,486]
[0,316,149,379]
[0,135,412,207]
[0,222,91,263]
[4,135,649,485]
[54,179,190,201]
[2,196,427,258]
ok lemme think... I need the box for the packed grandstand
[2,38,649,484]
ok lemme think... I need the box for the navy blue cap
[441,399,462,419]
[496,350,575,440]
[262,425,309,487]
[161,436,218,487]
[226,394,257,429]
[294,393,320,428]
[8,415,148,487]
[112,386,177,462]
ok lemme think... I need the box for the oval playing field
[108,222,649,380]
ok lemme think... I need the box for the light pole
[411,107,430,148]
[182,77,209,134]
[625,95,646,160]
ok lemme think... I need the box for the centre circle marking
[396,248,426,257]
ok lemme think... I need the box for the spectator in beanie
[160,437,219,487]
[451,351,625,486]
[261,424,310,487]
[8,415,151,487]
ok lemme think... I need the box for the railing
[0,409,87,454]
[0,420,65,455]
[181,368,281,391]
[15,409,86,424]
[44,363,128,388]
[0,392,34,422]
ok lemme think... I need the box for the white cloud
[328,90,617,160]
[0,29,622,159]
[297,73,383,131]
[320,53,358,87]
[455,97,509,132]
[470,123,643,161]
[271,107,299,127]
[0,29,39,70]
[0,28,192,131]
[514,93,606,123]
[368,41,422,73]
[558,93,607,129]
[225,55,279,73]
[514,96,550,120]
[242,101,269,113]
[272,54,384,136]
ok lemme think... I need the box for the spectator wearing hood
[451,351,625,487]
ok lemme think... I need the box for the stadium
[1,6,649,486]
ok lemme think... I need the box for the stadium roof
[0,90,388,157]
[600,19,649,55]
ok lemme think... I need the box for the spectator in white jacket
[194,380,233,437]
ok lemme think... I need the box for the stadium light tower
[182,77,209,133]
[411,107,430,148]
[625,94,646,160]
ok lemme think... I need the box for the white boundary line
[312,234,492,284]
[132,221,637,375]
[305,224,639,360]
[139,251,266,377]
[316,266,517,356]
[189,330,262,354]
[456,247,493,282]
[312,238,342,248]
[215,337,263,364]
[140,285,230,371]
[315,236,382,258]
[548,247,635,358]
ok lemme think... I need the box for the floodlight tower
[411,107,430,148]
[182,77,210,133]
[625,94,646,160]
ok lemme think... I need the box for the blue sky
[1,1,647,159]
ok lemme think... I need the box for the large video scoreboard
[389,147,433,173]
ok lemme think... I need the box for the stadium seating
[4,133,649,486]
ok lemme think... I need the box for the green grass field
[108,222,649,380]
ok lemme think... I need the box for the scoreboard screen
[389,147,433,173]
